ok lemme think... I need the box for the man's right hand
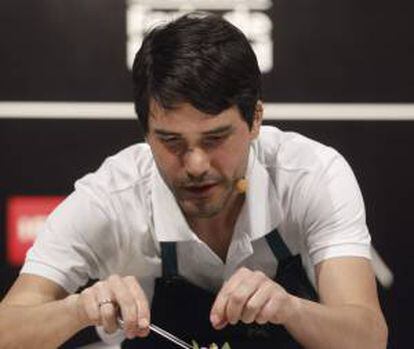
[75,275,150,339]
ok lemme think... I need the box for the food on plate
[192,340,231,349]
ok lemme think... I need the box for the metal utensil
[117,318,193,349]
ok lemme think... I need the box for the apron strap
[266,228,318,300]
[264,227,292,261]
[160,242,178,278]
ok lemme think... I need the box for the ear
[250,101,263,140]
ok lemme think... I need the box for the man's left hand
[210,267,296,329]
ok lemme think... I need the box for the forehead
[148,101,245,133]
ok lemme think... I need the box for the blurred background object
[1,1,413,348]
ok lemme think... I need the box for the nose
[183,147,210,180]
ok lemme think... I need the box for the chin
[177,184,235,218]
[180,201,223,218]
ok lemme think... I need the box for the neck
[187,192,245,262]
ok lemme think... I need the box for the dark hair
[132,12,262,133]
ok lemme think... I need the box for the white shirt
[21,126,371,304]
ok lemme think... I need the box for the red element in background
[6,196,65,266]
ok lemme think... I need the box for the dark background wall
[1,1,413,348]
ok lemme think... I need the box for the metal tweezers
[117,318,193,349]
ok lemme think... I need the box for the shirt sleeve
[20,183,124,294]
[300,151,371,266]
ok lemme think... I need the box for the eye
[202,134,227,148]
[160,137,185,152]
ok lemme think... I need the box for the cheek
[212,140,250,177]
[149,143,182,181]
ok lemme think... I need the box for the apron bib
[122,228,318,348]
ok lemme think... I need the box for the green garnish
[191,341,231,349]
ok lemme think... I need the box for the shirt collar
[151,144,283,243]
[235,143,283,241]
[151,164,196,242]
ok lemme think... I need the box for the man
[0,13,387,349]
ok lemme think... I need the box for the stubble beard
[175,180,236,219]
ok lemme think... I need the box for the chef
[0,13,387,349]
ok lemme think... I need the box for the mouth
[180,182,219,198]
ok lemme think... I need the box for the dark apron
[122,228,318,348]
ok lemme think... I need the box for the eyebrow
[154,125,234,137]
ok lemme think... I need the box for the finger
[210,268,250,328]
[224,282,255,325]
[123,276,150,337]
[240,280,274,324]
[225,271,267,325]
[256,283,290,325]
[80,288,101,326]
[255,296,281,325]
[96,282,118,334]
[107,275,139,339]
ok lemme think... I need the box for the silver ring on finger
[98,298,114,308]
